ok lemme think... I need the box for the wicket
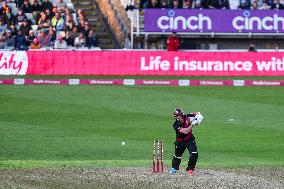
[152,140,164,173]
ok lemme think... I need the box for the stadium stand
[167,1,281,49]
[118,0,283,50]
[0,0,122,50]
[73,0,118,49]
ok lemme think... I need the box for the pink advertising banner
[1,51,284,76]
[1,79,284,87]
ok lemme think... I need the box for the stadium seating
[1,0,105,50]
[126,0,284,50]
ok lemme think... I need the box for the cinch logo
[157,10,212,30]
[0,51,28,75]
[232,11,284,31]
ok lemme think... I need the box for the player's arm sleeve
[173,122,181,133]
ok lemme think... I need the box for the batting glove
[195,114,203,125]
[191,120,199,127]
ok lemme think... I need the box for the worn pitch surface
[0,167,283,189]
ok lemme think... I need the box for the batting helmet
[173,108,184,119]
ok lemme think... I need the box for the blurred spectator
[140,0,148,8]
[65,21,75,32]
[5,30,15,47]
[16,0,25,8]
[171,0,182,8]
[45,8,54,21]
[37,28,51,47]
[200,0,208,8]
[30,37,41,49]
[3,8,15,26]
[65,8,73,15]
[86,30,98,48]
[0,17,7,33]
[20,19,31,37]
[38,12,50,29]
[76,8,86,24]
[76,8,84,17]
[64,30,74,46]
[77,12,86,21]
[229,0,240,9]
[147,0,161,8]
[203,0,219,9]
[78,19,86,32]
[219,0,230,9]
[238,0,251,9]
[8,24,17,35]
[32,0,44,12]
[48,26,57,45]
[31,0,43,23]
[62,8,73,21]
[248,44,257,52]
[21,0,33,13]
[53,0,66,13]
[1,1,10,15]
[267,0,274,6]
[15,9,27,26]
[251,0,267,9]
[70,25,79,39]
[14,30,28,50]
[193,0,204,9]
[54,35,67,49]
[64,14,74,29]
[82,23,91,37]
[271,0,284,9]
[0,34,7,49]
[52,7,58,15]
[26,29,36,45]
[66,7,75,15]
[42,0,54,12]
[183,0,192,8]
[167,32,180,51]
[51,12,64,31]
[161,0,170,8]
[251,0,258,9]
[74,32,86,47]
[262,0,271,9]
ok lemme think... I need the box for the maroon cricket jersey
[173,113,196,142]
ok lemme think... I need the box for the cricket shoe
[187,169,195,176]
[170,168,177,174]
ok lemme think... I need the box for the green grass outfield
[0,85,283,169]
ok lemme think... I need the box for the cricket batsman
[170,108,204,176]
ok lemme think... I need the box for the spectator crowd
[0,0,99,50]
[140,0,284,10]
